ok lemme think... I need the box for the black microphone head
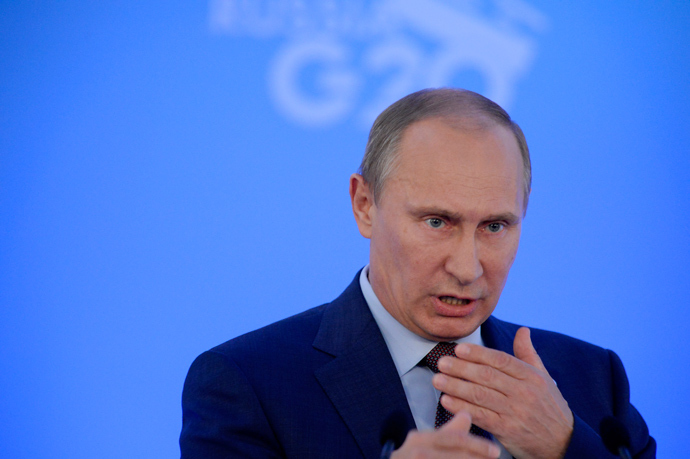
[600,415,632,455]
[379,411,410,449]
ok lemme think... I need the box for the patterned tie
[421,342,493,440]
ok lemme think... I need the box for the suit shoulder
[533,326,608,356]
[491,316,609,354]
[206,303,329,363]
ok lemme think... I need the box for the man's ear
[349,173,375,239]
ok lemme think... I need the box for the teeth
[440,296,470,306]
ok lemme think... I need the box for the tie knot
[422,342,457,373]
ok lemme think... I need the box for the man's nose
[445,233,483,285]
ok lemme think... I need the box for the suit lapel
[310,277,522,458]
[481,316,519,459]
[481,315,517,354]
[312,274,414,458]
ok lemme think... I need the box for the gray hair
[358,88,531,210]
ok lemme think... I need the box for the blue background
[1,1,688,457]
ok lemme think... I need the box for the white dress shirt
[359,266,511,458]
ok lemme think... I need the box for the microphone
[379,411,410,459]
[600,416,633,459]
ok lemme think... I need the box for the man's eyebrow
[411,207,520,224]
[411,206,462,220]
[484,213,521,224]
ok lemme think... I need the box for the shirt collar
[359,265,484,378]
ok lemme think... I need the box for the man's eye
[425,218,445,228]
[486,222,505,233]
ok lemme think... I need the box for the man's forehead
[404,114,499,138]
[382,118,525,213]
[398,182,523,216]
[382,116,501,178]
[396,120,521,174]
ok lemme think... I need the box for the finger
[513,327,548,373]
[437,355,514,397]
[395,413,500,459]
[433,372,508,414]
[437,412,501,458]
[439,409,472,433]
[395,430,500,459]
[452,342,529,380]
[438,393,498,431]
[435,434,501,459]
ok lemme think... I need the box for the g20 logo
[269,33,539,128]
[211,0,547,128]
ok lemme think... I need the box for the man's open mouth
[439,296,472,306]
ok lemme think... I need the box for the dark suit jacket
[180,273,655,458]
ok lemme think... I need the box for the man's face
[351,118,525,341]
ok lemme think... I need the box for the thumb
[439,409,472,434]
[513,327,547,372]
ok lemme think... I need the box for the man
[180,89,655,458]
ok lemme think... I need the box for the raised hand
[432,327,574,459]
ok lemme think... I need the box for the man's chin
[422,319,483,342]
